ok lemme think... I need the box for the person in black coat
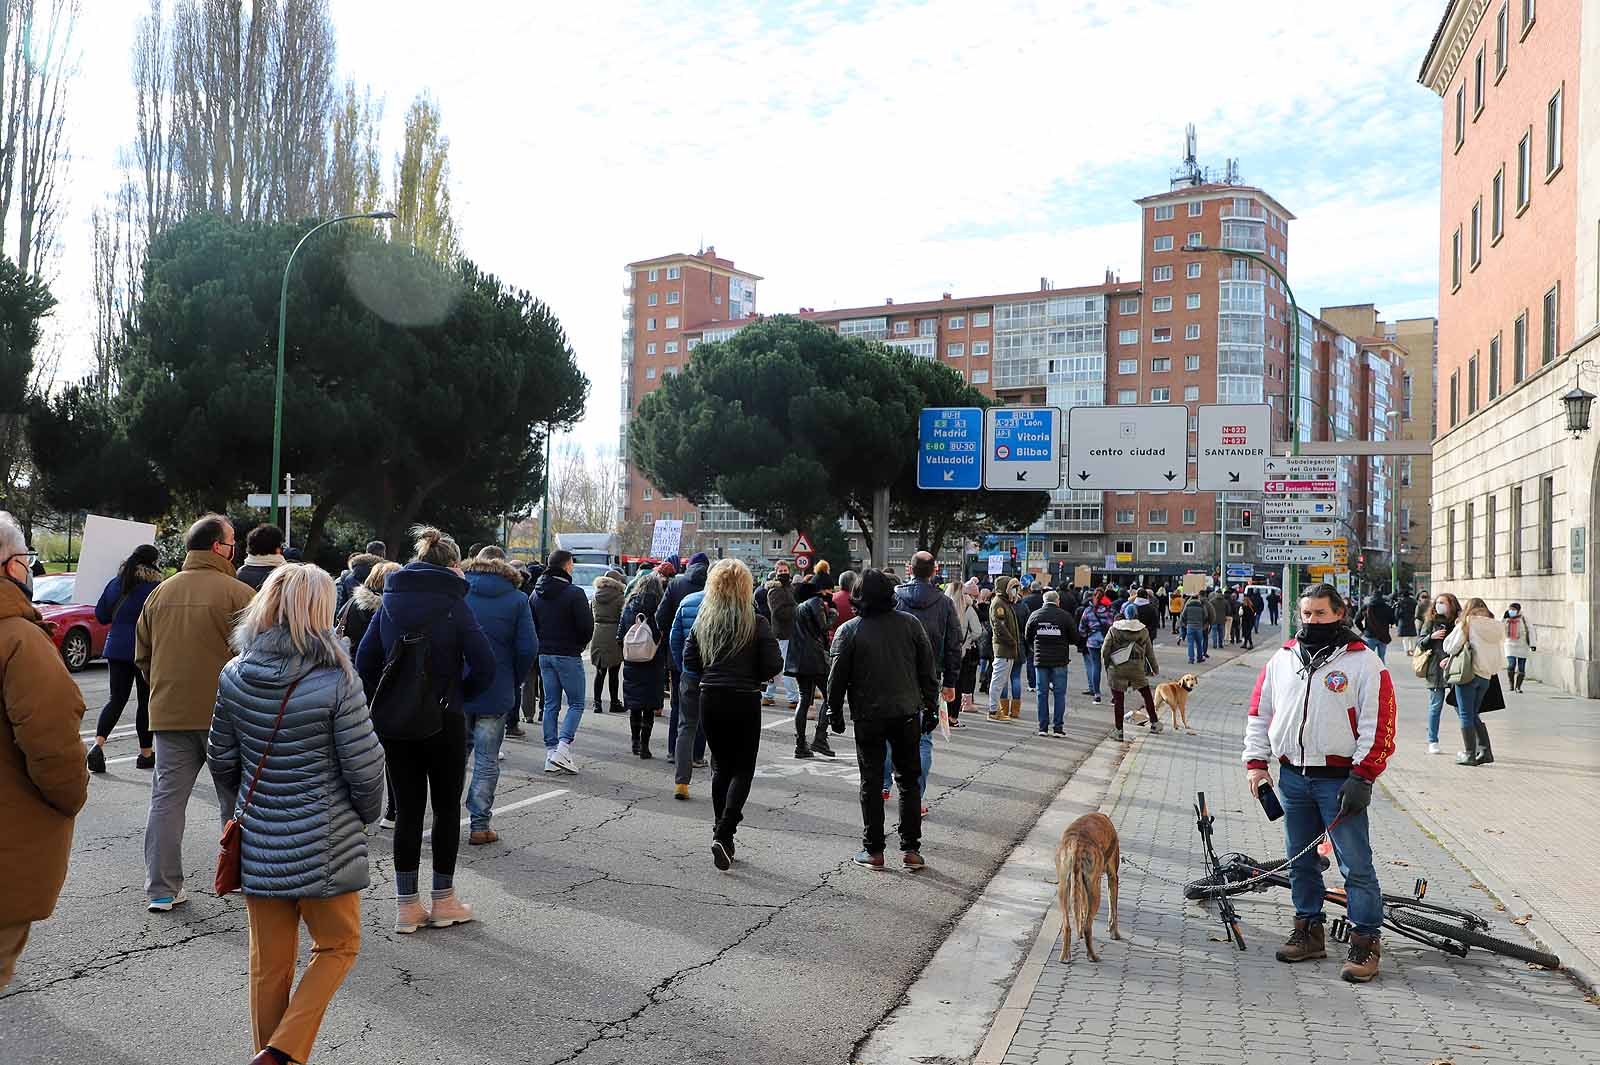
[656,553,710,760]
[530,551,596,773]
[619,573,668,758]
[787,578,835,760]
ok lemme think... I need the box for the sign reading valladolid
[1196,403,1269,492]
[1066,405,1188,490]
[984,406,1061,490]
[917,407,983,490]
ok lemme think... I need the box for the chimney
[885,298,894,306]
[942,292,952,300]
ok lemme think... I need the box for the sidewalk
[1383,653,1600,986]
[986,647,1598,1065]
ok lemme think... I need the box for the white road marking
[425,787,570,840]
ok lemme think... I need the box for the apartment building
[1420,0,1600,694]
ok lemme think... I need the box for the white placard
[1066,405,1189,490]
[1197,404,1270,491]
[72,514,160,605]
[649,519,684,559]
[987,554,1004,575]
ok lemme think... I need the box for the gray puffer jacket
[208,626,386,898]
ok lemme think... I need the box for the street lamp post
[1189,244,1302,608]
[270,210,396,530]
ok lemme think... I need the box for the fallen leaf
[1512,915,1533,926]
[1494,903,1507,912]
[1583,993,1600,1006]
[1427,1059,1455,1065]
[1469,880,1486,890]
[1392,859,1410,867]
[1208,934,1232,942]
[1482,828,1505,836]
[1469,1046,1482,1051]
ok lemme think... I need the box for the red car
[34,572,109,673]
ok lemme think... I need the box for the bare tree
[390,91,458,262]
[12,0,75,279]
[132,0,177,245]
[262,0,332,219]
[89,176,137,399]
[322,79,382,215]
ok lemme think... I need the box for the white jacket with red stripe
[1243,637,1397,781]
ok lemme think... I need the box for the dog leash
[1119,817,1341,893]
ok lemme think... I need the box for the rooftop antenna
[1172,123,1204,189]
[1225,158,1241,185]
[1184,123,1197,170]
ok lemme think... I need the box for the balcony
[1221,201,1267,221]
[1216,268,1266,284]
[1219,230,1267,253]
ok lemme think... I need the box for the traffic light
[1241,509,1252,528]
[1010,545,1018,561]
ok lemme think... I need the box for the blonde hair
[411,524,460,567]
[365,560,401,593]
[1462,596,1493,621]
[692,558,756,666]
[233,564,355,679]
[946,580,970,616]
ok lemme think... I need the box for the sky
[56,0,1448,459]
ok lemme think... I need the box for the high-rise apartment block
[1420,0,1600,694]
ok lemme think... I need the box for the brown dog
[1055,811,1121,962]
[1153,673,1199,733]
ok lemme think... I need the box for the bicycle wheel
[1389,911,1561,969]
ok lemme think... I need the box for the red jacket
[829,587,855,642]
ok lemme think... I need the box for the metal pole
[539,426,553,559]
[1218,494,1226,588]
[870,486,891,570]
[1390,412,1400,593]
[284,473,293,549]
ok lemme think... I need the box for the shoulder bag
[216,673,307,896]
[1410,641,1434,680]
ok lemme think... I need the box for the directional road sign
[246,493,312,508]
[1264,500,1337,518]
[1258,544,1337,565]
[1264,480,1338,495]
[918,407,983,490]
[1066,404,1188,490]
[1264,455,1337,479]
[1197,403,1269,491]
[1226,563,1255,581]
[1263,522,1339,540]
[984,406,1062,490]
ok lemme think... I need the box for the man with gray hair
[1023,588,1082,737]
[0,512,88,990]
[136,514,254,912]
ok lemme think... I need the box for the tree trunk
[300,483,348,559]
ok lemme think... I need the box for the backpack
[369,627,446,741]
[623,613,658,663]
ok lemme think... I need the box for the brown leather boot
[1274,917,1327,962]
[1340,931,1381,982]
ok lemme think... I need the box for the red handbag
[215,674,306,896]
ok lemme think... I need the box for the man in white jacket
[1242,582,1397,984]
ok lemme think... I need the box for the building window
[1517,130,1531,210]
[1522,0,1535,33]
[686,337,700,351]
[646,317,656,331]
[1486,495,1497,578]
[1401,457,1413,487]
[645,367,657,380]
[1147,540,1168,556]
[1182,508,1197,524]
[971,370,990,384]
[1228,540,1245,558]
[1184,385,1200,401]
[666,315,679,329]
[1188,414,1198,431]
[1451,227,1462,290]
[665,340,678,353]
[893,321,910,335]
[647,292,658,307]
[1488,334,1501,399]
[1447,508,1456,579]
[1118,358,1137,374]
[1118,329,1138,345]
[1151,387,1170,402]
[1115,540,1135,556]
[1468,352,1479,414]
[1119,297,1139,314]
[645,342,657,355]
[947,343,965,358]
[1514,312,1528,382]
[1079,539,1099,553]
[1152,265,1173,282]
[1546,88,1563,176]
[1184,324,1201,340]
[1454,83,1465,148]
[1116,509,1135,524]
[1117,389,1137,404]
[1449,370,1460,426]
[1495,3,1509,76]
[1510,484,1523,574]
[647,268,660,283]
[1185,354,1201,371]
[1186,262,1202,279]
[949,316,966,330]
[1149,508,1168,524]
[1470,199,1482,267]
[1154,205,1174,221]
[1188,201,1203,217]
[1186,231,1202,248]
[1539,475,1554,571]
[1152,296,1172,312]
[1465,501,1475,578]
[974,311,990,327]
[1153,235,1174,252]
[1186,293,1202,310]
[1152,328,1171,344]
[919,319,937,337]
[666,266,681,280]
[1151,357,1172,372]
[1473,47,1485,115]
[642,487,653,501]
[1181,540,1196,556]
[667,290,681,304]
[973,341,990,356]
[1543,284,1559,365]
[1491,166,1504,241]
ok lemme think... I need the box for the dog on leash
[1055,812,1121,962]
[1152,673,1200,734]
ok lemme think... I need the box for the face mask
[1434,601,1448,614]
[1297,620,1346,649]
[777,572,791,585]
[1508,609,1519,618]
[3,559,32,601]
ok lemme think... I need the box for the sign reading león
[984,406,1062,490]
[1196,403,1269,491]
[1066,404,1188,490]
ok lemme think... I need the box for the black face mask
[777,573,791,585]
[1297,621,1348,649]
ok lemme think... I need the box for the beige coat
[0,579,88,923]
[1442,616,1506,682]
[135,550,255,732]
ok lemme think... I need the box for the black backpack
[369,624,448,742]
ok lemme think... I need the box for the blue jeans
[1278,765,1383,936]
[764,643,798,702]
[1186,626,1206,663]
[1008,658,1025,699]
[1036,665,1069,730]
[1084,652,1103,697]
[540,655,587,749]
[1211,622,1223,647]
[883,730,933,803]
[1453,674,1490,731]
[1507,655,1526,672]
[1426,687,1446,743]
[1199,625,1210,656]
[1370,640,1389,663]
[466,713,506,831]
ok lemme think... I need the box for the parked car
[33,572,109,672]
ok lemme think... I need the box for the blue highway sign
[918,407,983,490]
[984,406,1062,490]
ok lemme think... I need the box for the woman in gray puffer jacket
[209,563,385,1065]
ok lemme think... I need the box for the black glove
[829,709,846,735]
[1338,775,1373,817]
[921,706,938,735]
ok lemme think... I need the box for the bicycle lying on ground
[1181,791,1561,970]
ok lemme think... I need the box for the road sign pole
[871,485,890,570]
[1218,494,1226,588]
[284,473,293,549]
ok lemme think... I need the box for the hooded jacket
[1132,595,1161,641]
[588,571,627,670]
[1357,595,1396,644]
[1024,604,1082,668]
[1503,612,1536,657]
[895,577,963,687]
[761,575,798,641]
[339,584,381,661]
[619,583,668,708]
[335,553,383,616]
[669,589,705,679]
[462,556,539,716]
[94,564,162,663]
[354,562,497,710]
[1101,618,1158,691]
[1244,635,1396,781]
[656,561,709,643]
[786,581,834,678]
[209,627,386,897]
[1079,600,1116,649]
[827,589,938,723]
[1,578,88,925]
[988,576,1021,659]
[1180,597,1210,630]
[531,568,595,658]
[135,550,257,732]
[1205,594,1226,626]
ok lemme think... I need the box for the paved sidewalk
[1382,656,1600,985]
[994,648,1598,1065]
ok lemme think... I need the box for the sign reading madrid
[1066,404,1188,490]
[983,406,1061,490]
[917,407,983,490]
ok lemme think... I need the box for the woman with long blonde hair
[1441,595,1504,765]
[209,563,386,1065]
[683,559,783,870]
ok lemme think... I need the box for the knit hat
[1122,602,1139,619]
[852,568,898,615]
[656,561,677,578]
[689,552,710,567]
[963,577,980,596]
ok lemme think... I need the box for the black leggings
[700,688,762,844]
[1112,687,1156,731]
[96,659,151,748]
[792,675,824,740]
[594,663,620,706]
[382,712,467,878]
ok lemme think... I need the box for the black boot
[1515,669,1526,692]
[1455,726,1479,766]
[1474,722,1494,765]
[809,720,835,758]
[1507,669,1516,693]
[638,716,654,759]
[629,709,641,756]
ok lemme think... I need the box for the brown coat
[0,578,89,923]
[135,550,255,732]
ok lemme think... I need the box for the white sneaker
[1427,742,1442,755]
[147,889,189,912]
[543,753,562,773]
[550,743,579,774]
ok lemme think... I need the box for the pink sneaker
[394,896,429,934]
[428,890,475,928]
